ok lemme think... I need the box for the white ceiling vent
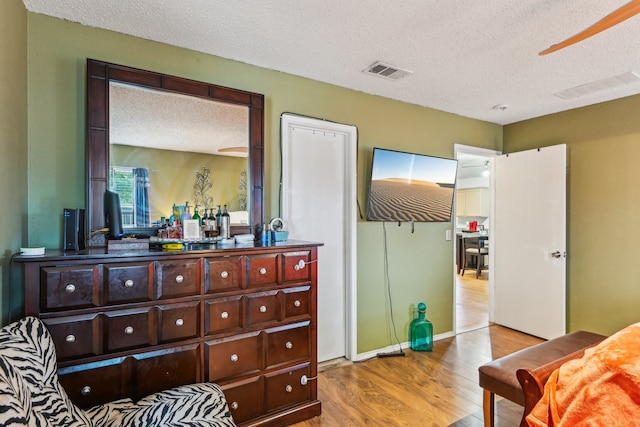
[363,61,413,80]
[554,71,640,100]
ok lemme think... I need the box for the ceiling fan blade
[540,0,640,55]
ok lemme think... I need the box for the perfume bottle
[409,302,433,352]
[182,201,191,223]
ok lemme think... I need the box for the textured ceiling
[110,82,249,157]
[22,0,640,126]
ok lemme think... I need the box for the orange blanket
[526,322,640,426]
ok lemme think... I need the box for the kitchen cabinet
[457,188,489,217]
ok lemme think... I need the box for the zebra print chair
[0,316,236,426]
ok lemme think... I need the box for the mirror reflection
[108,82,250,229]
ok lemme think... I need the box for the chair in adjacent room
[461,236,488,278]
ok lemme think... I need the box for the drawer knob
[221,311,229,319]
[285,341,293,349]
[285,385,293,393]
[81,386,91,396]
[231,401,238,410]
[220,271,229,279]
[175,318,184,327]
[294,300,301,307]
[259,267,267,275]
[175,275,184,283]
[124,279,134,288]
[65,334,76,343]
[124,326,134,335]
[294,260,306,271]
[65,284,76,293]
[230,353,239,362]
[259,305,267,313]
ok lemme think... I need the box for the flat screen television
[104,190,124,240]
[366,147,458,222]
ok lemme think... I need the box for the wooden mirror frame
[86,59,264,243]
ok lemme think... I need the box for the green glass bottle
[192,205,201,226]
[409,302,433,352]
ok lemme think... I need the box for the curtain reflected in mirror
[134,168,150,226]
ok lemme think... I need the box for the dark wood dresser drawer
[104,262,153,304]
[157,301,201,343]
[247,254,279,287]
[205,256,244,293]
[40,265,99,311]
[156,259,201,298]
[45,314,101,361]
[59,343,202,409]
[283,286,311,319]
[132,344,201,401]
[204,295,243,335]
[58,359,126,409]
[282,251,313,283]
[205,331,262,381]
[266,322,310,368]
[265,363,311,412]
[105,308,152,352]
[245,290,280,326]
[220,376,264,424]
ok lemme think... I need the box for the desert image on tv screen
[367,149,457,222]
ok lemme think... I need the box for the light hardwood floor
[456,271,489,333]
[291,274,542,427]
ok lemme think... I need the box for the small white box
[183,219,200,240]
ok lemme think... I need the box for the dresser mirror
[86,59,264,243]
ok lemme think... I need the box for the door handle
[550,251,564,258]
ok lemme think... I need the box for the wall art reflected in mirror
[86,59,264,245]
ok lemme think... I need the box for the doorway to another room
[454,145,500,334]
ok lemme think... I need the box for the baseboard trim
[352,330,455,362]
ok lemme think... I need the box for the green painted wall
[504,95,640,336]
[18,13,502,350]
[0,0,28,324]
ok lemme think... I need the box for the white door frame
[453,144,501,332]
[281,113,358,361]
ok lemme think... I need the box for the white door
[281,114,357,362]
[493,144,566,339]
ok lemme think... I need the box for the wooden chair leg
[461,253,468,276]
[483,388,495,427]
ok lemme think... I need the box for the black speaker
[63,208,86,251]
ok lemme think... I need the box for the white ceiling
[22,0,640,126]
[456,153,490,180]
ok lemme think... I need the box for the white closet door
[493,144,566,339]
[281,114,357,362]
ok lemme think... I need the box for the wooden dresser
[17,240,322,426]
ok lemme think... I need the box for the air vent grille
[554,71,640,100]
[364,61,413,80]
